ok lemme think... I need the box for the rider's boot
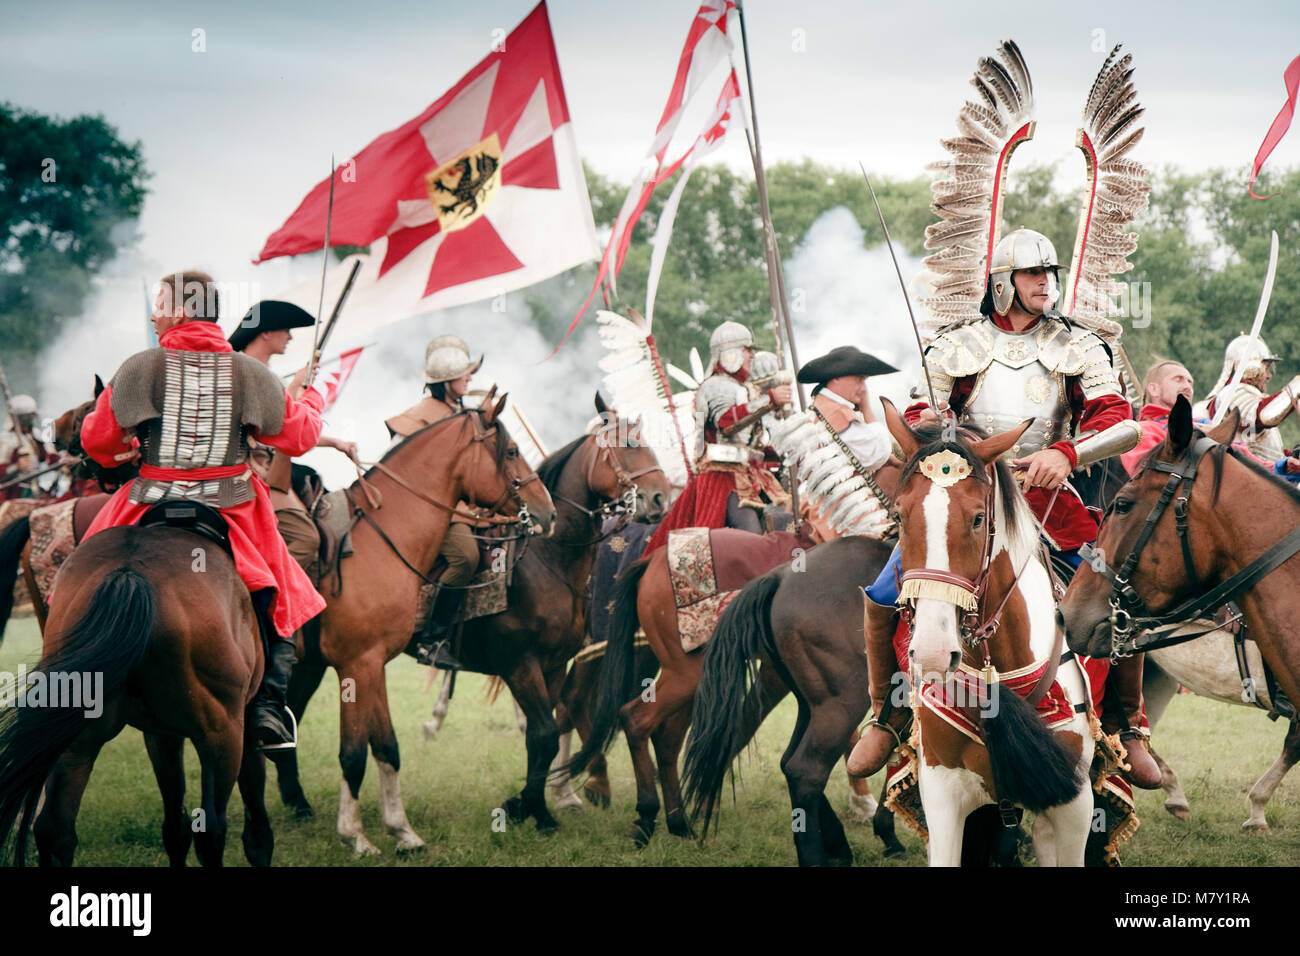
[250,593,298,750]
[1108,652,1161,789]
[413,584,467,670]
[847,595,912,777]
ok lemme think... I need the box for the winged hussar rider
[847,40,1162,793]
[643,321,792,552]
[1205,334,1300,463]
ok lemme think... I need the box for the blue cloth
[1273,459,1300,484]
[866,545,901,605]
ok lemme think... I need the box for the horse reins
[343,409,542,587]
[899,456,1065,705]
[1080,434,1300,662]
[549,422,667,543]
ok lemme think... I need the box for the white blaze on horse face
[911,482,963,681]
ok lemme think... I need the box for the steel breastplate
[962,328,1071,460]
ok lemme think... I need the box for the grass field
[2,614,1297,866]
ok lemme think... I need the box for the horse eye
[972,512,984,529]
[1114,499,1134,515]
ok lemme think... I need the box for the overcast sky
[3,0,1298,482]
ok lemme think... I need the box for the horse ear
[970,419,1033,466]
[487,393,509,424]
[1168,393,1194,452]
[94,374,105,398]
[594,392,607,415]
[880,397,921,460]
[1206,403,1240,446]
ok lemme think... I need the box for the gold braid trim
[898,577,978,611]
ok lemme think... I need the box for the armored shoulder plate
[928,323,996,378]
[1036,319,1122,400]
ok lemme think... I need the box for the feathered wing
[919,40,1036,340]
[768,412,893,539]
[595,309,696,486]
[1063,45,1149,344]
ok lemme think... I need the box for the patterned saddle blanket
[667,526,814,653]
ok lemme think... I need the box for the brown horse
[0,514,272,866]
[682,533,899,865]
[275,412,669,834]
[873,402,1094,866]
[269,397,555,855]
[566,459,903,847]
[1061,396,1300,826]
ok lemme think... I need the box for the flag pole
[736,0,805,411]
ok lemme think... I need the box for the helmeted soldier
[386,333,485,668]
[78,271,328,749]
[1205,334,1300,463]
[1,394,60,500]
[847,228,1159,787]
[643,320,792,552]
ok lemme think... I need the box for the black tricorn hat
[797,346,898,384]
[229,300,316,352]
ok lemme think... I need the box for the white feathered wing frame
[918,40,1148,348]
[595,308,696,488]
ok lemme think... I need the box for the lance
[305,154,337,388]
[859,163,941,415]
[0,457,77,490]
[1213,230,1279,426]
[736,0,805,411]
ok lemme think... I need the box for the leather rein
[342,409,542,587]
[548,422,666,540]
[898,457,1065,707]
[1079,435,1300,662]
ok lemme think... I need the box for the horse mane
[899,423,1038,570]
[370,408,513,478]
[536,434,588,492]
[1132,429,1300,511]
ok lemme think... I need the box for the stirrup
[420,639,462,671]
[257,707,298,753]
[863,714,907,749]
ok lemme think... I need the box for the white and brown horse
[882,400,1094,866]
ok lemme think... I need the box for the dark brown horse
[0,517,272,866]
[566,458,902,847]
[682,533,898,865]
[264,397,555,855]
[1061,396,1300,822]
[275,413,669,835]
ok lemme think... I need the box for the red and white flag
[1249,54,1300,199]
[311,346,366,412]
[553,0,740,351]
[257,2,598,327]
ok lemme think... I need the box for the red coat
[78,321,327,639]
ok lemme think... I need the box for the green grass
[2,614,1296,866]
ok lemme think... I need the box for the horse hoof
[291,801,315,821]
[665,816,695,840]
[847,794,876,824]
[551,791,584,811]
[1164,804,1190,822]
[422,720,439,741]
[630,818,655,848]
[1242,820,1270,833]
[583,785,611,810]
[504,796,528,823]
[535,815,560,835]
[344,836,382,857]
[396,838,427,856]
[883,842,907,859]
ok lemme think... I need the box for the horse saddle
[138,500,233,557]
[311,489,357,594]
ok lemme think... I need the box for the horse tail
[562,557,650,778]
[682,571,782,835]
[0,516,33,645]
[979,684,1084,812]
[0,567,155,864]
[484,674,506,705]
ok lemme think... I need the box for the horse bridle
[344,409,544,588]
[549,421,666,535]
[1080,434,1300,662]
[897,452,1064,703]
